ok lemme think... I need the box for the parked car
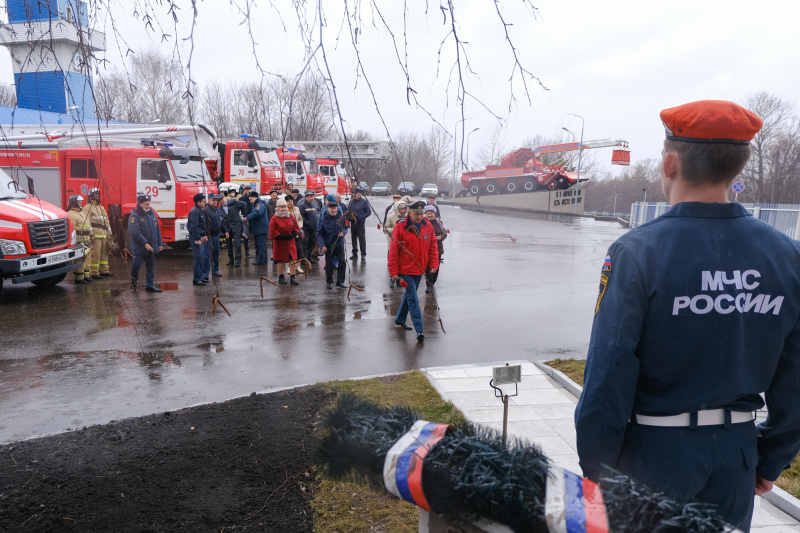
[357,181,370,195]
[372,181,391,196]
[397,181,416,195]
[420,183,439,197]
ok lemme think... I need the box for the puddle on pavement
[197,342,225,354]
[160,282,180,291]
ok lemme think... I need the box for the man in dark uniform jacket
[129,194,163,292]
[575,100,800,532]
[187,193,209,286]
[299,190,320,262]
[225,195,248,266]
[204,194,225,277]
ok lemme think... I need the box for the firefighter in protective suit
[67,194,92,284]
[82,187,114,278]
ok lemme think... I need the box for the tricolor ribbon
[383,420,449,511]
[545,466,609,533]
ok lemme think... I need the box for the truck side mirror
[27,176,35,197]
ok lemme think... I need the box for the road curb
[533,361,583,398]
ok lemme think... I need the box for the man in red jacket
[388,201,439,341]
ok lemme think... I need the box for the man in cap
[298,190,320,262]
[129,194,163,292]
[575,100,800,532]
[426,195,441,220]
[225,192,248,267]
[316,200,348,289]
[348,187,372,261]
[204,194,225,278]
[245,191,269,265]
[238,184,252,257]
[187,193,209,286]
[291,188,302,204]
[388,201,439,342]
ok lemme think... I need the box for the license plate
[46,252,70,265]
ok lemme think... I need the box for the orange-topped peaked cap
[660,100,762,145]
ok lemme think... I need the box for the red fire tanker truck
[0,143,214,246]
[0,169,84,293]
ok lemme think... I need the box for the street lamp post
[613,190,618,216]
[567,113,584,214]
[452,117,472,203]
[466,127,480,171]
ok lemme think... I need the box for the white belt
[635,409,755,427]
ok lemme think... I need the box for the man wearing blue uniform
[245,191,269,265]
[128,194,163,292]
[575,100,800,532]
[187,193,209,286]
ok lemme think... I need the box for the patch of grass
[543,358,800,499]
[310,370,468,532]
[545,358,586,386]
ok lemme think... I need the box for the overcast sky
[1,0,797,178]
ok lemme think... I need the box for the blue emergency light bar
[239,133,260,139]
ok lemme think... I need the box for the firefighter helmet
[88,187,101,202]
[68,194,84,210]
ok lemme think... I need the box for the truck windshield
[304,160,318,174]
[258,150,281,168]
[0,169,29,200]
[171,159,212,183]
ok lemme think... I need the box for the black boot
[278,274,287,285]
[131,277,137,290]
[290,275,299,286]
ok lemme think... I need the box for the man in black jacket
[299,190,321,262]
[187,193,209,286]
[225,195,248,267]
[238,185,253,257]
[348,187,372,260]
[204,194,226,277]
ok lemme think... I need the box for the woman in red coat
[270,198,300,285]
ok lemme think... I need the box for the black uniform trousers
[324,246,346,284]
[227,230,242,264]
[131,251,156,288]
[350,221,366,257]
[616,420,757,532]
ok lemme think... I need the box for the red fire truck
[460,139,630,195]
[0,169,84,293]
[0,143,214,246]
[209,137,286,194]
[278,147,327,196]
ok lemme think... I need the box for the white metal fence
[629,202,800,240]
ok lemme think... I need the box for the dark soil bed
[0,386,335,532]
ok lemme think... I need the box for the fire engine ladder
[282,141,393,161]
[532,139,629,154]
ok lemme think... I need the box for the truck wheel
[547,180,558,190]
[557,177,569,189]
[523,179,536,192]
[438,191,447,198]
[32,272,67,288]
[484,181,499,194]
[505,180,519,193]
[469,184,482,196]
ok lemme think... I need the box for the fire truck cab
[211,137,285,195]
[0,169,84,293]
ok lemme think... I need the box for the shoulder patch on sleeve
[602,254,612,272]
[129,217,136,224]
[595,273,609,316]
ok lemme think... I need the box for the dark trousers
[616,421,757,532]
[190,240,208,283]
[324,246,346,284]
[227,229,242,264]
[209,235,221,274]
[425,267,439,287]
[305,232,317,260]
[242,224,250,254]
[350,222,366,256]
[254,233,267,264]
[131,251,155,287]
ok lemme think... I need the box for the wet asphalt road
[0,198,626,443]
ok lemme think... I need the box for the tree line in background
[3,48,797,210]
